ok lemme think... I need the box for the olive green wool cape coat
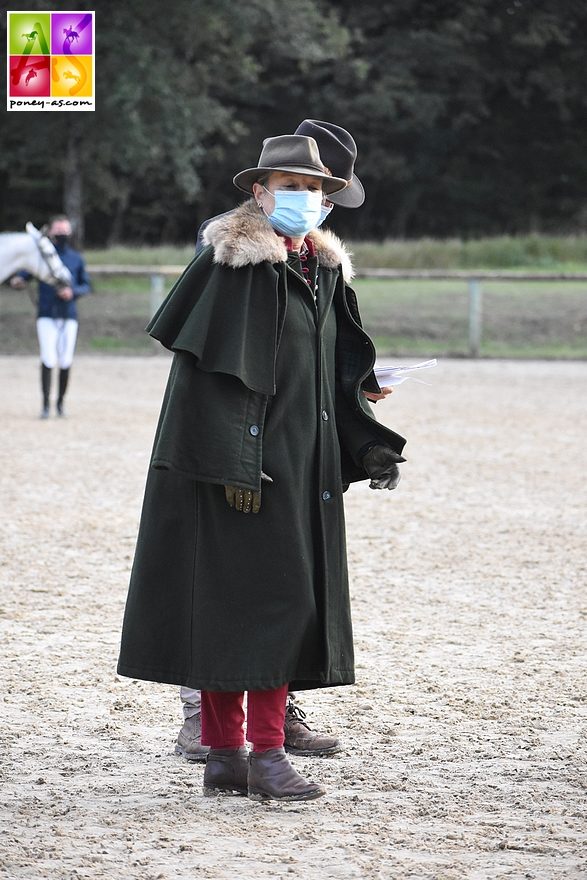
[117,200,406,693]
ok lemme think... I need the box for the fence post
[150,273,165,319]
[468,278,482,358]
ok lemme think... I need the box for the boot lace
[286,700,311,730]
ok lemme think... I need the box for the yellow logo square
[51,55,92,97]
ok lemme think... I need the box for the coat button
[249,424,260,436]
[321,410,329,421]
[322,490,331,501]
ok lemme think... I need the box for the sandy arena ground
[1,355,586,880]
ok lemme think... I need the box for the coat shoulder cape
[146,200,355,397]
[145,199,406,489]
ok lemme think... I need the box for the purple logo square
[51,12,93,55]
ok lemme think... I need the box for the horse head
[25,222,73,286]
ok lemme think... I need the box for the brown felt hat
[233,135,348,196]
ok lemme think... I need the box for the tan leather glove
[224,472,273,514]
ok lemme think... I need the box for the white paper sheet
[374,359,438,387]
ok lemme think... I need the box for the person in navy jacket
[12,215,91,418]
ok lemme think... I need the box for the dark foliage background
[1,0,585,245]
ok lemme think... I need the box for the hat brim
[233,165,348,196]
[328,174,365,208]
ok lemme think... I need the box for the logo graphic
[7,11,95,111]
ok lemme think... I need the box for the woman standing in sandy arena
[117,132,406,802]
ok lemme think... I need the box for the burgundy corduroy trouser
[201,683,289,752]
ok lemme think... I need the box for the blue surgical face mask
[263,187,323,237]
[316,203,333,228]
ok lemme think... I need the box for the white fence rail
[86,266,587,359]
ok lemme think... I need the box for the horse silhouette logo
[63,26,79,44]
[8,11,94,106]
[15,19,50,55]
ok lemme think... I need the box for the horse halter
[26,222,73,287]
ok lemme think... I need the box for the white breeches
[37,318,78,369]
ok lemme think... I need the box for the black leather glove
[224,471,273,514]
[362,445,406,490]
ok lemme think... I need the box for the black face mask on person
[52,235,70,249]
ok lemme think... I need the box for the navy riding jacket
[22,245,91,320]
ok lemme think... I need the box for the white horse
[0,222,73,286]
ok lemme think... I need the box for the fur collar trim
[203,199,354,281]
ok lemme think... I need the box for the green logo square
[8,12,51,55]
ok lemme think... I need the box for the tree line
[1,0,585,246]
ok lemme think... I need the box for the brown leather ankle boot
[203,747,248,796]
[248,747,326,802]
[284,698,341,756]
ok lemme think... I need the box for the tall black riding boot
[57,368,70,417]
[40,364,51,419]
